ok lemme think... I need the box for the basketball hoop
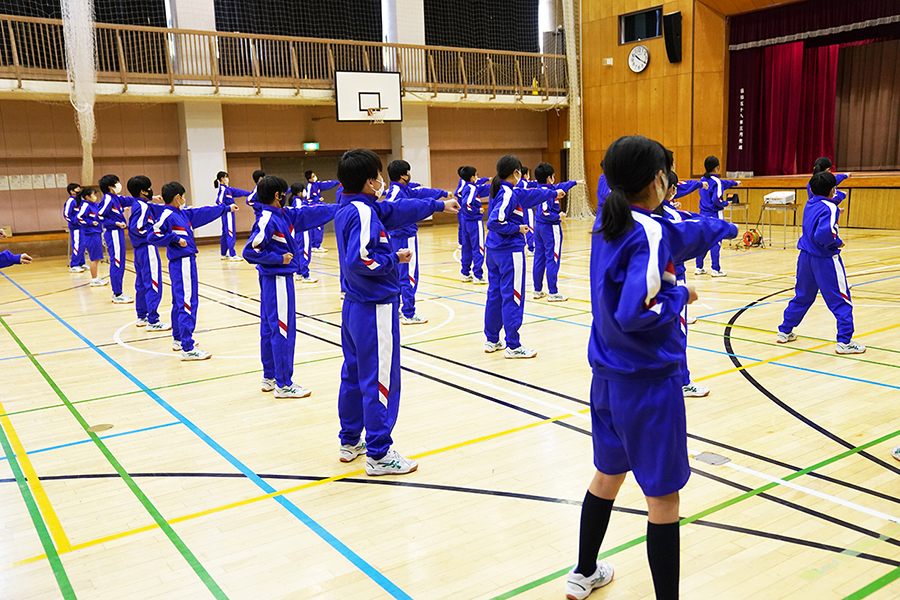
[366,107,387,124]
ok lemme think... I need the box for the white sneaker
[68,266,82,273]
[298,276,318,284]
[229,256,243,262]
[473,277,488,285]
[220,255,229,261]
[565,562,615,600]
[111,294,134,304]
[172,340,182,352]
[891,445,900,462]
[135,318,149,327]
[533,290,548,299]
[89,278,108,287]
[836,341,866,355]
[365,448,418,476]
[484,340,506,353]
[710,269,727,277]
[147,321,171,332]
[694,268,707,276]
[181,348,212,361]
[686,315,697,325]
[461,274,474,283]
[339,440,367,463]
[548,293,568,302]
[776,331,797,344]
[683,382,710,397]
[400,315,428,325]
[274,385,312,398]
[505,346,537,359]
[261,378,276,392]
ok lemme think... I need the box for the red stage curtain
[758,42,804,175]
[797,45,839,172]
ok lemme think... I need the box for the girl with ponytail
[483,155,562,358]
[809,157,851,203]
[566,136,737,600]
[213,170,252,261]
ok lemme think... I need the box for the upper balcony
[0,14,568,108]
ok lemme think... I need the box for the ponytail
[596,136,667,241]
[214,170,228,188]
[703,156,719,178]
[813,157,833,175]
[491,154,521,200]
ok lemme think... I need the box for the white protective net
[61,0,97,184]
[560,0,592,220]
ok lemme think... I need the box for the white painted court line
[401,300,455,340]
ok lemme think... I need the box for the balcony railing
[0,15,568,99]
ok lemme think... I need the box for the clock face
[628,45,649,73]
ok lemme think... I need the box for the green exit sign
[303,142,319,151]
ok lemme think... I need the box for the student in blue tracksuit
[777,171,865,355]
[127,175,170,333]
[457,166,491,284]
[242,175,338,398]
[214,170,252,261]
[384,160,451,325]
[64,183,85,272]
[151,181,237,361]
[0,237,32,269]
[566,136,737,600]
[484,155,562,359]
[532,162,582,302]
[75,187,106,287]
[289,182,316,283]
[334,149,459,476]
[808,157,850,203]
[455,169,467,249]
[515,166,538,254]
[305,170,340,252]
[97,174,134,304]
[245,169,266,215]
[694,156,740,277]
[660,171,709,399]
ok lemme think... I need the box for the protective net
[560,0,592,220]
[60,0,97,184]
[215,0,382,41]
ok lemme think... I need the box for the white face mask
[371,178,385,198]
[113,182,122,194]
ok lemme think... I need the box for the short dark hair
[387,160,411,182]
[809,171,837,196]
[703,156,720,176]
[338,149,382,194]
[127,175,152,198]
[98,174,119,194]
[290,182,305,196]
[520,166,530,177]
[161,181,186,204]
[305,170,314,181]
[67,183,81,195]
[252,170,266,183]
[458,166,476,181]
[667,170,679,189]
[257,175,289,205]
[76,187,97,203]
[813,157,833,175]
[534,162,555,184]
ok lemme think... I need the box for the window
[619,7,663,45]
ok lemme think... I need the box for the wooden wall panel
[428,108,548,152]
[699,0,804,16]
[846,189,900,230]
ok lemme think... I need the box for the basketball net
[61,0,97,184]
[366,107,387,125]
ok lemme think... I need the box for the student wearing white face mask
[97,174,134,304]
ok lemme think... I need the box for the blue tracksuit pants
[779,252,853,343]
[677,277,690,386]
[338,299,401,460]
[525,208,535,251]
[259,273,297,387]
[69,229,85,267]
[168,256,199,352]
[312,225,324,248]
[103,227,127,295]
[457,212,464,246]
[460,219,485,279]
[484,249,526,349]
[295,229,312,278]
[134,244,163,324]
[391,234,419,319]
[695,211,723,271]
[533,222,562,294]
[220,211,237,257]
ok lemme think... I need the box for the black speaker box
[663,12,682,63]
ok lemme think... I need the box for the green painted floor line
[0,317,230,600]
[490,423,900,599]
[842,564,900,599]
[0,420,76,599]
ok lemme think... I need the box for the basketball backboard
[334,71,403,122]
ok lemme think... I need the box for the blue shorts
[590,372,690,497]
[84,233,103,262]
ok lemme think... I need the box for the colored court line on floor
[491,421,900,600]
[0,418,76,599]
[1,273,414,600]
[0,315,231,600]
[0,422,181,463]
[843,564,900,599]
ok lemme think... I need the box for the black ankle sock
[575,491,614,576]
[646,521,679,600]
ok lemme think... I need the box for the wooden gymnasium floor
[2,220,900,600]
